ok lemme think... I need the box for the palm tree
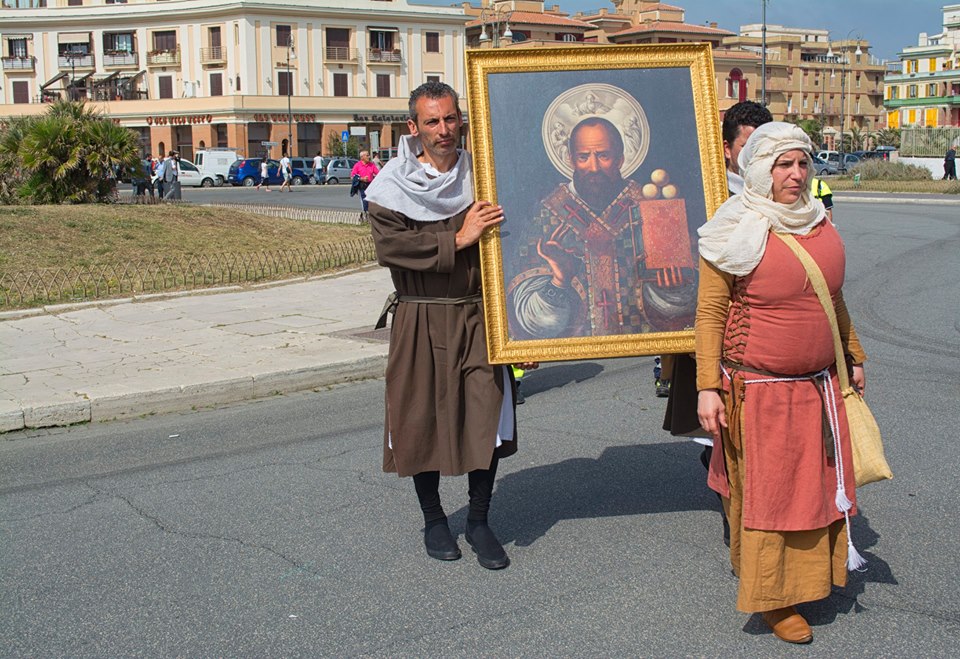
[0,100,141,204]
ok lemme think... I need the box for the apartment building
[0,0,467,159]
[722,24,887,148]
[884,4,960,128]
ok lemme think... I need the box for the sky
[411,0,949,62]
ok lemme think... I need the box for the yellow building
[883,4,960,129]
[0,0,468,160]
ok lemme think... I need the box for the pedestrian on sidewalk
[944,145,957,181]
[257,159,271,191]
[279,153,293,192]
[161,150,181,201]
[350,150,379,221]
[366,81,535,570]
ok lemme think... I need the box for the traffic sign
[341,131,349,142]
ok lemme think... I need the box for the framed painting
[466,43,727,364]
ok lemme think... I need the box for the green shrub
[845,159,932,181]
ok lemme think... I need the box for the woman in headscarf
[696,122,869,644]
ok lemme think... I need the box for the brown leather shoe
[762,606,813,644]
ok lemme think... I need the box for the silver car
[325,157,359,184]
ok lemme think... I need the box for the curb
[834,194,960,205]
[2,354,387,433]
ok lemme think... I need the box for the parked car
[226,158,309,186]
[812,155,837,176]
[151,158,211,188]
[855,150,892,161]
[290,157,328,184]
[194,148,241,187]
[324,157,359,184]
[816,150,861,172]
[836,153,861,172]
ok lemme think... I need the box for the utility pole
[761,0,767,106]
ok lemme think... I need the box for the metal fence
[900,126,960,157]
[0,237,377,310]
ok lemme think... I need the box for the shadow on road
[450,440,719,547]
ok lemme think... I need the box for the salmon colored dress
[696,220,867,612]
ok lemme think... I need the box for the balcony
[58,53,94,69]
[103,51,138,68]
[2,56,36,71]
[200,46,225,64]
[367,48,402,64]
[147,48,180,66]
[326,46,358,62]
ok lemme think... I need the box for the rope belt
[721,361,861,569]
[375,291,483,329]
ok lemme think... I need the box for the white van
[194,148,241,187]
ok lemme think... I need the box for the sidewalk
[0,266,394,433]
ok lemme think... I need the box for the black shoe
[465,521,510,570]
[424,520,461,561]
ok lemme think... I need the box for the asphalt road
[1,202,958,656]
[171,181,363,210]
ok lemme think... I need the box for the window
[333,73,347,97]
[856,74,861,88]
[929,57,937,72]
[158,75,173,98]
[209,26,221,49]
[928,83,938,97]
[277,70,292,96]
[727,68,745,102]
[370,30,395,51]
[235,75,241,92]
[803,95,808,109]
[215,124,228,148]
[907,84,917,98]
[153,30,177,52]
[276,25,291,48]
[8,38,28,58]
[12,80,29,104]
[376,74,391,98]
[209,72,223,96]
[426,75,440,83]
[104,33,133,53]
[68,0,82,5]
[425,31,440,53]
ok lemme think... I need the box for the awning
[93,71,120,86]
[3,34,34,40]
[40,71,69,90]
[69,71,94,86]
[58,32,91,44]
[120,69,146,89]
[368,26,399,32]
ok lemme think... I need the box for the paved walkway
[0,266,393,433]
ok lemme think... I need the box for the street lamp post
[836,30,862,171]
[477,5,513,48]
[286,37,295,158]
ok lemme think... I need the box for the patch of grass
[844,160,933,181]
[829,178,960,194]
[0,204,370,273]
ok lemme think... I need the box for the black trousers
[413,455,500,525]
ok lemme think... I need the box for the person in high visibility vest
[811,176,833,223]
[511,365,526,404]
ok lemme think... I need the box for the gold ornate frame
[467,43,726,364]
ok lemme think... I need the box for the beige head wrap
[698,122,826,276]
